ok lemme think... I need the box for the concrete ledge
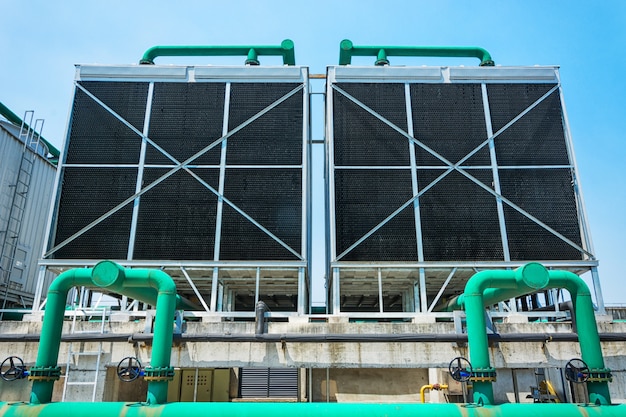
[22,313,43,322]
[201,315,223,323]
[412,315,436,324]
[503,314,528,324]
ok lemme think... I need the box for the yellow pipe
[420,384,448,403]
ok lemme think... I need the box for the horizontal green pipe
[140,39,295,65]
[1,402,626,417]
[0,101,60,161]
[339,39,494,66]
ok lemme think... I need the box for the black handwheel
[0,356,26,381]
[448,356,473,382]
[116,356,142,382]
[565,358,589,383]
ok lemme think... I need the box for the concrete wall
[0,319,624,403]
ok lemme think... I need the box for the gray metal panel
[0,122,57,305]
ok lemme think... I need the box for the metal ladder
[0,112,44,312]
[62,288,107,402]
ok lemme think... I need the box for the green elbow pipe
[139,39,296,65]
[339,39,495,66]
[29,262,183,405]
[2,401,626,417]
[459,264,611,405]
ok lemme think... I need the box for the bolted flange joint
[143,366,175,382]
[587,368,613,383]
[27,366,62,382]
[470,367,497,382]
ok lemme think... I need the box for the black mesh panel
[220,168,302,260]
[66,82,147,164]
[411,84,489,166]
[335,169,416,261]
[227,84,302,165]
[500,168,583,260]
[133,168,219,260]
[146,83,225,165]
[51,167,136,259]
[333,83,409,166]
[488,84,569,166]
[419,169,503,261]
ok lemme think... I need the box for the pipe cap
[92,261,125,288]
[518,262,549,290]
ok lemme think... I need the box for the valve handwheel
[564,358,589,383]
[116,356,142,382]
[0,356,26,381]
[448,356,473,382]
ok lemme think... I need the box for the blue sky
[1,1,625,305]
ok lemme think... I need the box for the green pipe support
[139,39,296,65]
[29,261,197,405]
[1,401,626,417]
[339,39,495,66]
[455,263,611,405]
[0,101,60,161]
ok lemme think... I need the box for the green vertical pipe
[30,269,93,404]
[2,401,626,417]
[548,271,611,405]
[29,262,181,405]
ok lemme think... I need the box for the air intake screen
[331,78,584,262]
[49,75,305,262]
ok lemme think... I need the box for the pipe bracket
[470,367,497,382]
[27,366,61,382]
[143,366,175,382]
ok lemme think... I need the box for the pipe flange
[143,366,175,382]
[587,368,613,383]
[27,366,61,382]
[470,367,497,382]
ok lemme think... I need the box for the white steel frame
[326,65,602,318]
[33,65,311,318]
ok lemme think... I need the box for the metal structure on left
[35,64,311,318]
[0,110,58,314]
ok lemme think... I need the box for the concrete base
[21,313,43,322]
[328,316,349,324]
[288,316,310,324]
[201,315,223,323]
[412,315,436,324]
[503,314,528,324]
[110,312,132,322]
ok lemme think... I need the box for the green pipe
[139,39,296,65]
[339,39,495,66]
[2,401,626,417]
[29,261,190,405]
[458,264,611,405]
[0,101,60,162]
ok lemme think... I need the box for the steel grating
[48,70,307,268]
[146,82,225,165]
[66,82,147,164]
[133,168,220,260]
[328,66,592,313]
[334,169,416,261]
[52,167,136,259]
[410,83,490,166]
